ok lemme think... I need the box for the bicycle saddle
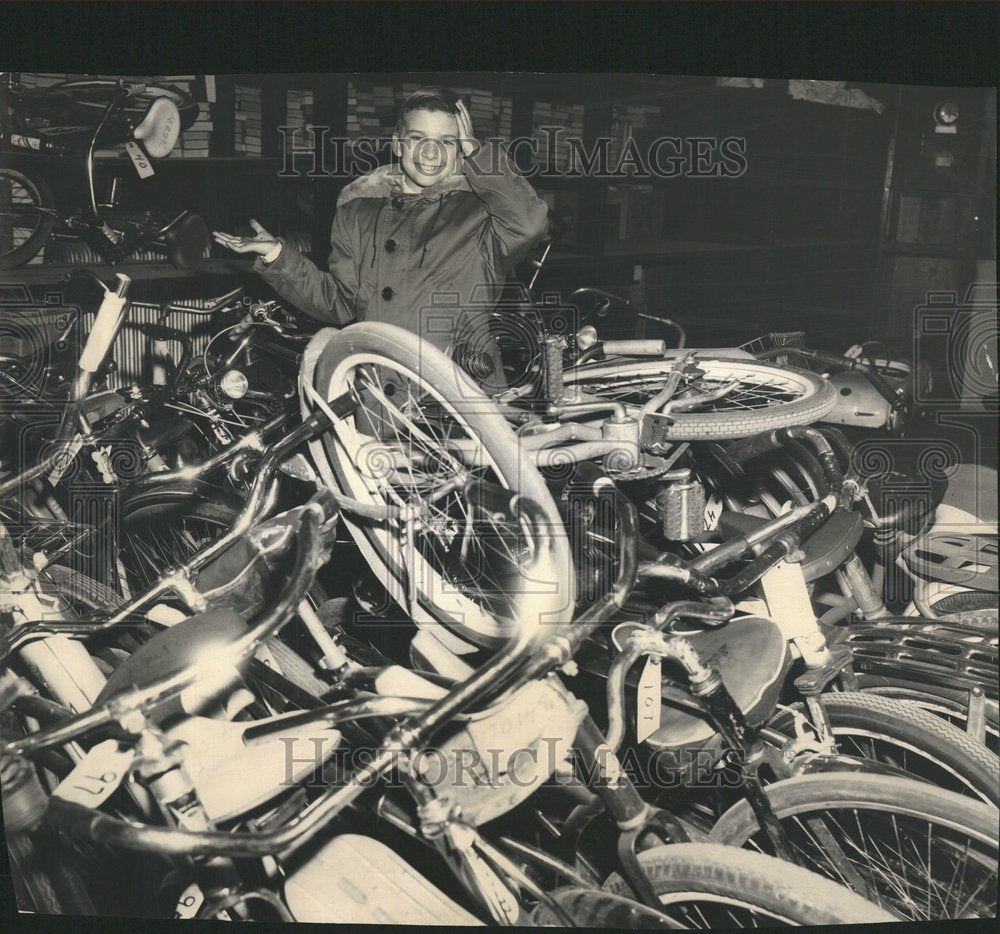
[94,607,250,722]
[132,96,180,158]
[159,211,210,269]
[613,615,791,750]
[718,509,864,583]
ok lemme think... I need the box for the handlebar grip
[601,339,666,357]
[809,348,855,368]
[724,429,783,464]
[79,291,128,373]
[124,83,147,96]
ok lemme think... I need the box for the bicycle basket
[903,532,999,592]
[739,332,816,370]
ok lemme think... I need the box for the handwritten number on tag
[173,883,205,920]
[53,739,134,807]
[636,655,662,743]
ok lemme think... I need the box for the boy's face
[393,108,461,191]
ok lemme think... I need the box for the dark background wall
[7,74,995,359]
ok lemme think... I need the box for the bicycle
[1,75,207,270]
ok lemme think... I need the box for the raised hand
[212,219,279,256]
[454,98,478,158]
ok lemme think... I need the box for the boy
[213,87,549,372]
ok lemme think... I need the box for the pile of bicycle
[0,269,996,926]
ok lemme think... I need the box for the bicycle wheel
[306,323,574,650]
[598,842,895,926]
[119,482,243,592]
[52,79,199,130]
[854,677,1000,756]
[0,167,56,270]
[709,772,999,920]
[767,691,1000,806]
[564,358,836,441]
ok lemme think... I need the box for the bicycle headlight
[218,369,249,400]
[577,325,598,350]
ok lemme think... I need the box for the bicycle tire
[5,797,99,916]
[307,322,574,650]
[709,772,999,920]
[0,167,56,271]
[51,79,199,131]
[119,482,244,591]
[36,564,123,612]
[599,842,895,926]
[565,358,837,441]
[768,691,999,806]
[854,676,999,755]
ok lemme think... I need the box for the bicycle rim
[0,168,54,268]
[323,356,550,644]
[710,773,999,920]
[308,323,573,650]
[769,693,999,805]
[564,358,836,440]
[120,494,240,592]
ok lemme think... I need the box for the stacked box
[235,84,262,156]
[531,100,584,171]
[609,102,662,166]
[285,88,315,151]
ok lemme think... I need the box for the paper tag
[125,140,155,179]
[173,881,205,920]
[53,739,134,807]
[47,435,84,485]
[635,655,662,743]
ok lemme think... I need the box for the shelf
[1,257,255,286]
[602,238,877,258]
[94,155,287,167]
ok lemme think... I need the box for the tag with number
[635,655,662,743]
[125,140,155,179]
[47,435,84,485]
[53,739,135,808]
[173,881,205,920]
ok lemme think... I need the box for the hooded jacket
[254,142,549,357]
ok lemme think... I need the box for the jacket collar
[337,163,471,208]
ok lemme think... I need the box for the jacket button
[381,287,394,300]
[391,197,404,209]
[384,239,397,253]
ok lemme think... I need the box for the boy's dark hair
[395,86,460,134]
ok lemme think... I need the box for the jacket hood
[337,163,471,208]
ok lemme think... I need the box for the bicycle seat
[160,211,209,269]
[132,96,180,158]
[718,508,863,583]
[94,607,249,722]
[614,615,790,750]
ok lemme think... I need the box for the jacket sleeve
[463,142,550,273]
[253,205,359,326]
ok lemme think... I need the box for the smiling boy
[213,87,549,370]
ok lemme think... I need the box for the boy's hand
[213,219,279,256]
[454,99,478,157]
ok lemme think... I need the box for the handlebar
[2,498,334,761]
[638,493,839,597]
